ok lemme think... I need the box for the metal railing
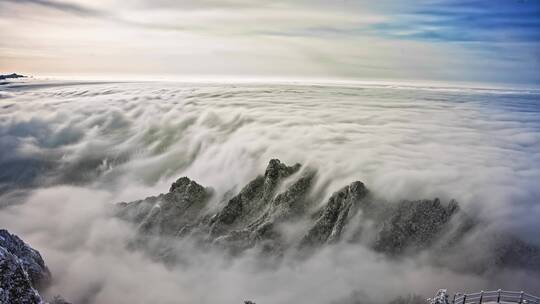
[453,290,540,304]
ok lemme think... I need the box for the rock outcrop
[118,160,466,255]
[117,177,212,236]
[117,159,540,273]
[373,199,460,255]
[0,229,50,304]
[301,181,368,247]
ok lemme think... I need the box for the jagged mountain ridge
[117,159,540,273]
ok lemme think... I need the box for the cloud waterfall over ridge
[1,81,539,303]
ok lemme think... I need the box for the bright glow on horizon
[15,73,540,92]
[1,0,539,86]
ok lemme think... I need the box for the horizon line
[4,72,540,92]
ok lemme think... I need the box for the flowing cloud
[2,183,539,304]
[1,81,539,222]
[1,81,540,303]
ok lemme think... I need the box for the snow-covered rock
[0,229,50,304]
[117,159,540,274]
[117,159,466,256]
[428,289,450,304]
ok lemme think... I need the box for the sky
[0,0,539,85]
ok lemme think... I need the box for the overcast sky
[0,0,539,85]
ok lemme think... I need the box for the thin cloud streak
[1,0,103,16]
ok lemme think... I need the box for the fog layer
[1,81,539,303]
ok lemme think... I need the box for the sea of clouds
[0,80,539,303]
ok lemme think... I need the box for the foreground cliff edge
[0,229,72,304]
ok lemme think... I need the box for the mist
[1,80,540,303]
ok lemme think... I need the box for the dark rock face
[374,199,459,255]
[209,159,302,237]
[212,166,314,254]
[0,229,50,304]
[301,181,368,247]
[117,159,540,273]
[117,177,212,236]
[0,247,43,304]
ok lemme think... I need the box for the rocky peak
[209,159,304,237]
[262,159,302,201]
[264,159,301,180]
[301,181,369,247]
[117,177,212,236]
[169,176,204,194]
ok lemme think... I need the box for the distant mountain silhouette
[0,73,26,80]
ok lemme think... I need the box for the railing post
[479,291,484,304]
[497,289,501,303]
[519,291,524,304]
[463,294,467,304]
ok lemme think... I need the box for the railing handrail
[452,290,540,304]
